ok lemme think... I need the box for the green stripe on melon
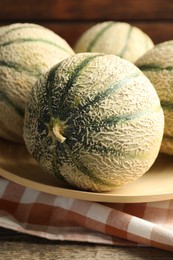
[0,38,73,54]
[136,40,173,155]
[0,24,42,37]
[24,53,164,192]
[0,60,42,76]
[138,64,173,72]
[74,21,154,63]
[0,23,75,143]
[0,90,24,117]
[118,25,133,58]
[161,100,173,111]
[86,21,114,52]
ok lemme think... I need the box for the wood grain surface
[0,0,173,20]
[0,0,172,44]
[0,227,173,259]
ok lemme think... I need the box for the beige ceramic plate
[0,138,173,203]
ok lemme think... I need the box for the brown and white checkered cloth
[1,176,173,251]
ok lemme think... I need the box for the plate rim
[1,165,173,203]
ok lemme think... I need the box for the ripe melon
[74,21,154,63]
[23,53,164,192]
[0,23,75,143]
[136,40,173,155]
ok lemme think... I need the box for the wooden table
[0,227,173,259]
[0,0,173,46]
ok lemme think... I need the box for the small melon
[0,23,75,143]
[136,40,173,155]
[23,53,164,192]
[74,21,154,63]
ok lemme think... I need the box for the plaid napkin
[0,176,173,252]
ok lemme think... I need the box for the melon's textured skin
[74,21,154,63]
[0,23,75,143]
[23,53,164,192]
[136,40,173,155]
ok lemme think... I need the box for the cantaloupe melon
[23,52,164,192]
[74,21,154,63]
[136,40,173,155]
[0,23,75,143]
